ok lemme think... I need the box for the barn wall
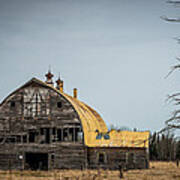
[0,143,86,170]
[0,80,149,170]
[0,83,82,132]
[87,147,149,170]
[0,83,85,170]
[52,144,86,169]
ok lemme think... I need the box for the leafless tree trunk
[162,1,180,131]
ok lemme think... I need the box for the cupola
[56,75,64,93]
[45,69,54,86]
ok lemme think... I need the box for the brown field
[0,161,180,180]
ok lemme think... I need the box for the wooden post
[84,147,88,169]
[8,159,12,180]
[21,135,23,144]
[27,134,29,143]
[119,164,123,178]
[176,159,179,167]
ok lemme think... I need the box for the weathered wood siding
[0,82,85,170]
[0,81,149,170]
[87,147,149,170]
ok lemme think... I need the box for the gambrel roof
[0,78,149,148]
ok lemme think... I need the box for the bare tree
[162,1,180,130]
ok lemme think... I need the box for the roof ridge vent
[73,88,77,98]
[45,68,54,86]
[56,78,64,93]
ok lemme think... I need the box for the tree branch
[161,16,180,22]
[167,0,180,4]
[165,64,180,78]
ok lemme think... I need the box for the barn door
[25,153,48,170]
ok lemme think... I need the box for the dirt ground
[0,161,180,180]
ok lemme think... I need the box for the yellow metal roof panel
[57,93,108,145]
[51,85,150,148]
[85,130,150,148]
[11,78,149,148]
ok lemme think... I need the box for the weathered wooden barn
[0,71,149,170]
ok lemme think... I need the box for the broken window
[51,154,55,160]
[45,128,50,144]
[57,102,62,108]
[10,101,15,108]
[63,128,68,141]
[98,153,106,164]
[5,137,16,143]
[74,128,83,142]
[23,88,50,117]
[29,132,36,143]
[40,128,44,135]
[56,128,83,142]
[52,128,56,135]
[57,129,62,142]
[68,128,73,141]
[40,128,50,144]
[16,136,21,143]
[2,135,23,144]
[0,137,3,143]
[51,128,57,142]
[23,135,27,143]
[77,131,83,141]
[74,128,78,141]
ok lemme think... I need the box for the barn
[0,71,149,170]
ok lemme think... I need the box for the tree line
[150,0,180,162]
[149,131,180,161]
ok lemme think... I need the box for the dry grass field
[0,161,180,180]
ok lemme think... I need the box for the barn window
[51,154,55,160]
[23,135,27,143]
[5,137,16,143]
[29,132,36,143]
[57,102,62,108]
[68,128,73,141]
[63,128,68,141]
[57,129,62,141]
[52,128,56,135]
[98,153,106,164]
[45,128,50,144]
[10,101,15,108]
[77,131,83,141]
[16,136,21,143]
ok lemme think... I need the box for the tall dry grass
[0,161,180,180]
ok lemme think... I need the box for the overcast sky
[0,0,180,133]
